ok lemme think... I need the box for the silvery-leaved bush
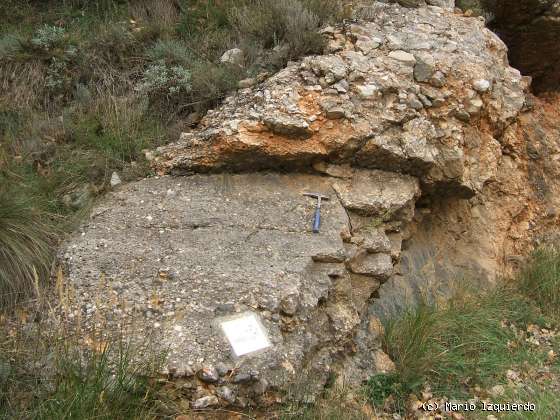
[137,60,192,98]
[31,25,66,50]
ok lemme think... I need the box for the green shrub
[88,22,141,69]
[365,373,409,409]
[0,34,23,60]
[227,0,343,70]
[190,60,241,109]
[137,61,192,104]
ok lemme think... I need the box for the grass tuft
[517,246,560,320]
[0,327,163,420]
[378,286,537,402]
[0,186,57,307]
[367,249,560,414]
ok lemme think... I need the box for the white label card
[219,312,271,357]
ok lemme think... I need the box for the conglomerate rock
[60,170,417,405]
[58,1,560,409]
[154,2,528,198]
[456,0,560,94]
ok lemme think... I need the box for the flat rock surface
[63,172,348,355]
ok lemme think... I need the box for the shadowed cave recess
[460,0,560,94]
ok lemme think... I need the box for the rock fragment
[192,395,219,409]
[347,252,393,279]
[473,79,491,93]
[197,366,219,383]
[220,48,244,66]
[388,50,417,66]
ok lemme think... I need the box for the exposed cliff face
[58,1,560,408]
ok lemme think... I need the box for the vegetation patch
[365,248,560,417]
[0,0,346,308]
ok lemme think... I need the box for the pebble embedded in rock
[430,71,446,87]
[473,79,491,93]
[325,107,346,120]
[197,366,219,383]
[252,378,269,396]
[465,97,484,115]
[388,50,417,66]
[454,109,471,122]
[357,84,379,99]
[232,373,252,384]
[408,93,424,110]
[216,362,231,377]
[192,395,219,409]
[280,294,299,316]
[217,386,237,404]
[414,57,435,82]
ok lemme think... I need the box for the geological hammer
[303,192,329,233]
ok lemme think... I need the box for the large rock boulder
[60,170,419,405]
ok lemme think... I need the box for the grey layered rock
[347,252,393,279]
[333,170,420,220]
[59,170,415,405]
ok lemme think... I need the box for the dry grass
[0,188,58,308]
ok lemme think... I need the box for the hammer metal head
[303,192,329,201]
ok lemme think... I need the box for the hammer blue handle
[313,206,321,233]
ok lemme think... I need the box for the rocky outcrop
[154,3,527,199]
[58,1,560,409]
[60,170,418,405]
